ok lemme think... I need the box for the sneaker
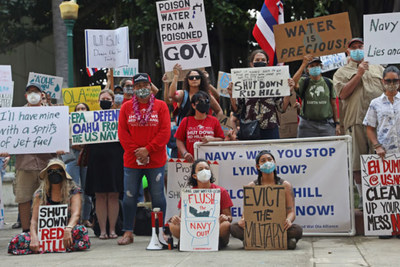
[12,222,21,229]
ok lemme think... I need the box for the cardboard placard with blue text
[231,66,290,98]
[0,106,69,154]
[113,59,139,77]
[0,81,14,107]
[38,204,68,253]
[217,71,231,98]
[361,154,400,236]
[62,86,101,113]
[179,188,220,251]
[71,109,120,145]
[28,72,64,99]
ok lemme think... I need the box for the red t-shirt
[178,183,233,213]
[174,115,224,156]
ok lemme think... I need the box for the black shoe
[12,222,21,229]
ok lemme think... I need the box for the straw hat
[39,158,72,180]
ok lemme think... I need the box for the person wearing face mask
[333,38,384,210]
[113,85,124,109]
[230,151,303,249]
[8,158,91,255]
[175,91,225,163]
[118,73,170,245]
[169,159,233,249]
[292,55,340,137]
[85,89,124,240]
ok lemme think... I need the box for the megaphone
[146,208,167,250]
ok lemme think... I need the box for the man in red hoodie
[117,73,171,245]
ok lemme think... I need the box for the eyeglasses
[384,79,400,84]
[188,75,201,80]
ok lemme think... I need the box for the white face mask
[196,169,211,183]
[27,92,41,105]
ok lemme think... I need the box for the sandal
[99,233,109,240]
[117,235,134,245]
[109,233,118,239]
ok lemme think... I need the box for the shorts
[346,124,373,171]
[14,170,41,203]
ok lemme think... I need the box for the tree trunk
[52,0,68,88]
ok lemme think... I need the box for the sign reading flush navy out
[156,0,211,72]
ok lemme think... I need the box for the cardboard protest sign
[0,65,12,82]
[156,0,211,72]
[28,72,64,99]
[0,81,14,107]
[62,86,101,113]
[0,106,69,154]
[361,154,400,236]
[180,188,220,251]
[217,72,231,98]
[320,53,347,73]
[165,159,219,222]
[231,66,290,98]
[113,59,139,77]
[71,109,120,145]
[364,12,400,64]
[38,205,68,252]
[85,26,130,68]
[243,185,287,250]
[274,12,351,63]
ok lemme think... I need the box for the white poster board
[195,136,354,235]
[364,12,400,64]
[113,59,139,77]
[165,158,219,222]
[0,106,69,154]
[321,53,347,73]
[180,188,220,251]
[361,154,400,236]
[85,26,130,68]
[231,66,290,98]
[156,0,211,72]
[0,81,14,107]
[27,72,63,99]
[0,65,12,82]
[38,204,68,252]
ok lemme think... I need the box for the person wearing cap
[333,38,384,209]
[118,73,170,245]
[8,158,91,255]
[293,54,340,137]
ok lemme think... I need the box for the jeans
[260,126,280,140]
[122,166,166,232]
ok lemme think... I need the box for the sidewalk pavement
[0,207,398,266]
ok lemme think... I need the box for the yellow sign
[62,86,101,113]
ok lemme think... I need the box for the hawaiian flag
[252,0,284,66]
[86,67,99,77]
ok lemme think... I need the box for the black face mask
[196,102,210,114]
[100,100,113,110]
[48,173,63,184]
[253,61,267,67]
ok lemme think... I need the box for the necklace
[132,94,155,125]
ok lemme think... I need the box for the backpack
[299,76,333,115]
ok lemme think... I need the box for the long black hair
[188,159,216,187]
[187,91,210,116]
[255,150,279,185]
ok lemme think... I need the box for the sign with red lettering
[180,188,220,251]
[38,204,68,253]
[361,154,400,236]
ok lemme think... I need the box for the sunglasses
[47,169,64,175]
[188,75,201,80]
[384,79,400,84]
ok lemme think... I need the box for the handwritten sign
[85,26,130,68]
[320,53,347,73]
[38,204,68,253]
[274,12,351,63]
[113,59,139,77]
[28,72,64,99]
[180,188,220,251]
[62,86,101,113]
[0,65,12,82]
[217,72,231,98]
[71,109,120,145]
[231,66,290,98]
[0,81,14,107]
[364,12,400,64]
[156,0,211,72]
[0,106,69,154]
[361,154,400,236]
[243,185,287,250]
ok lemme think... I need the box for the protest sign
[231,66,290,98]
[364,12,400,64]
[62,86,101,113]
[274,12,351,63]
[0,106,69,154]
[85,26,130,68]
[113,59,139,77]
[320,53,347,73]
[28,72,64,99]
[0,179,4,229]
[218,115,234,137]
[156,0,211,72]
[180,188,220,251]
[217,72,231,98]
[38,204,68,252]
[195,136,354,235]
[0,65,12,82]
[244,185,287,250]
[0,81,14,107]
[165,159,219,222]
[361,154,400,236]
[71,109,120,145]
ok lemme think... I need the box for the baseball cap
[25,81,43,92]
[308,57,322,66]
[348,38,363,48]
[132,73,151,85]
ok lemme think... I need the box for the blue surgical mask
[114,94,124,105]
[260,161,275,174]
[309,66,321,77]
[350,49,364,61]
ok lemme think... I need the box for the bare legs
[95,192,119,237]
